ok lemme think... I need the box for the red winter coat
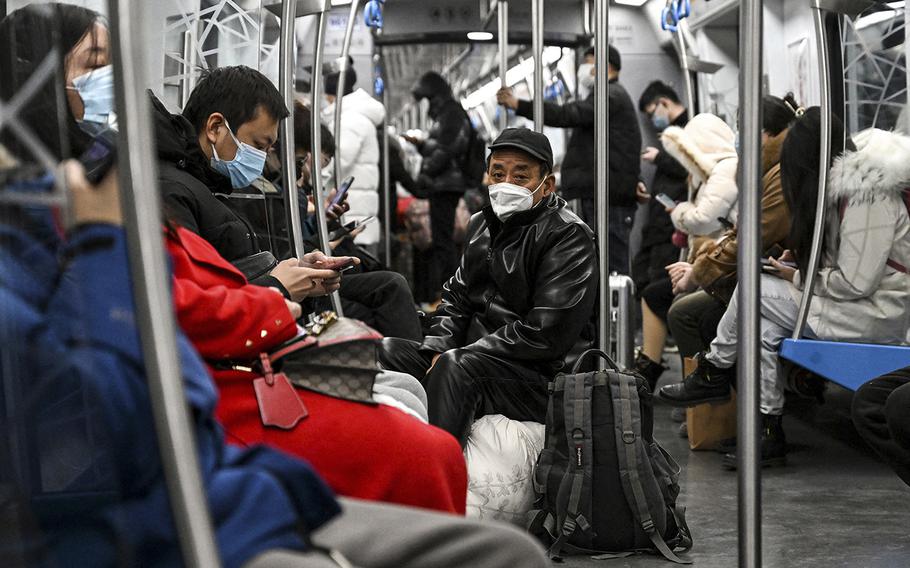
[166,227,467,514]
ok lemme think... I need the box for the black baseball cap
[488,128,554,172]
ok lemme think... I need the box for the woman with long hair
[659,108,910,469]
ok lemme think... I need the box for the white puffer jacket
[794,128,910,344]
[661,113,739,239]
[322,88,386,245]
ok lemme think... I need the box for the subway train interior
[2,0,910,566]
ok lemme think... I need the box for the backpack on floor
[528,349,693,563]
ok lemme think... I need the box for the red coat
[166,227,467,514]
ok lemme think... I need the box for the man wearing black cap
[380,129,599,445]
[496,44,641,274]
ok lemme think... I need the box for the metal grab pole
[308,1,345,314]
[594,0,609,355]
[279,0,306,260]
[333,0,361,187]
[737,0,763,564]
[531,0,544,133]
[498,0,508,132]
[792,4,832,339]
[110,1,221,566]
[380,51,392,265]
[676,21,696,114]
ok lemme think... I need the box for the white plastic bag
[464,415,545,524]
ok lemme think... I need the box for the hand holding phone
[655,193,676,210]
[328,215,377,241]
[327,176,355,212]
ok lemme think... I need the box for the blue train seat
[779,339,910,391]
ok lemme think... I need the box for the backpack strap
[533,382,560,495]
[612,373,693,565]
[547,372,595,559]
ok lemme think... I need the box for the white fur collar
[661,114,737,186]
[828,128,910,203]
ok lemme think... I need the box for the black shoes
[656,352,734,407]
[721,414,787,470]
[633,351,667,392]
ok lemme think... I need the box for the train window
[842,3,907,133]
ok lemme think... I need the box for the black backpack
[460,114,486,190]
[529,349,693,563]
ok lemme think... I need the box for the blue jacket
[0,220,340,568]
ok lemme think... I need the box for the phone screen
[328,176,355,209]
[655,193,676,209]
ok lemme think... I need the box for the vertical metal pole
[278,0,307,259]
[595,0,610,354]
[792,4,831,339]
[905,5,910,133]
[531,0,544,133]
[308,2,345,314]
[498,0,509,132]
[677,21,696,113]
[737,0,763,564]
[333,0,361,187]
[109,1,221,566]
[380,51,392,265]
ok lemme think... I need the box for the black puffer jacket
[411,74,472,194]
[421,194,599,375]
[150,93,287,293]
[632,111,689,292]
[514,79,642,207]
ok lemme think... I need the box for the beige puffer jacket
[661,113,739,240]
[794,128,910,344]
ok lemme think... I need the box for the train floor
[559,353,910,568]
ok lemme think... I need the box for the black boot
[722,414,787,470]
[633,351,666,392]
[656,352,733,407]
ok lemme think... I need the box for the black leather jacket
[421,194,599,374]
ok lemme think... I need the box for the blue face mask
[651,113,670,132]
[210,121,268,189]
[69,64,116,125]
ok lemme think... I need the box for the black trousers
[580,198,634,275]
[852,368,910,487]
[429,192,463,299]
[339,271,423,342]
[379,338,549,445]
[666,290,728,360]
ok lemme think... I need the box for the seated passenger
[165,224,468,513]
[0,5,549,567]
[659,109,910,469]
[380,129,599,445]
[636,113,739,390]
[853,367,910,487]
[666,95,800,362]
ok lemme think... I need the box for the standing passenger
[496,45,641,274]
[407,71,475,302]
[323,62,386,253]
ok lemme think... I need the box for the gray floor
[560,354,910,568]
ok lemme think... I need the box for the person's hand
[269,258,341,301]
[635,181,651,204]
[323,187,350,221]
[328,223,365,251]
[666,261,696,294]
[641,147,660,163]
[496,87,519,110]
[64,161,123,227]
[767,256,797,282]
[284,299,303,320]
[778,249,795,263]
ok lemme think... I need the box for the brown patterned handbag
[263,311,383,405]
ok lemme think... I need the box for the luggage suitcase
[609,273,635,370]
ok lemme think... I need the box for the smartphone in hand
[655,193,676,209]
[327,176,355,212]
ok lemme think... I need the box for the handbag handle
[570,349,620,374]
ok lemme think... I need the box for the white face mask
[577,63,595,96]
[488,177,547,221]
